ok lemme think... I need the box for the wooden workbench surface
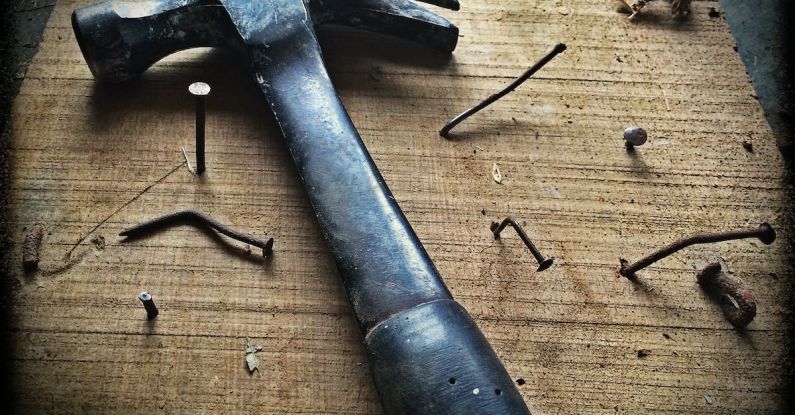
[7,0,792,413]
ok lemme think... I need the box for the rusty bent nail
[138,291,159,320]
[189,82,210,175]
[439,43,566,137]
[619,223,776,278]
[491,217,554,272]
[119,210,274,257]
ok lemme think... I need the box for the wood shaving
[492,163,502,184]
[616,0,691,19]
[245,338,262,373]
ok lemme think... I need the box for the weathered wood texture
[7,0,793,413]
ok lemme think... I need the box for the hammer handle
[252,26,530,414]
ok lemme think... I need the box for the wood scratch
[658,82,671,111]
[65,160,186,259]
[181,146,195,174]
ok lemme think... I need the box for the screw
[138,291,159,320]
[189,82,211,175]
[623,126,647,149]
[119,209,274,257]
[619,222,776,278]
[491,217,554,272]
[439,43,566,137]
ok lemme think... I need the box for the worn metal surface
[72,0,528,413]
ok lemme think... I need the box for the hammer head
[72,0,459,83]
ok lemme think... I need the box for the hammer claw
[316,0,459,52]
[413,0,460,11]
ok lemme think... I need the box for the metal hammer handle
[250,27,530,414]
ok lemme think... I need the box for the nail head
[758,222,776,245]
[189,82,211,96]
[623,126,647,146]
[536,257,555,272]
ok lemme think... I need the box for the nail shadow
[442,118,540,141]
[623,272,664,300]
[86,48,274,136]
[625,145,655,178]
[318,28,455,70]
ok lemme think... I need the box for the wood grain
[7,0,792,413]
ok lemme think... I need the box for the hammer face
[72,0,235,82]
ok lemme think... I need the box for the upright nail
[619,223,775,278]
[623,126,647,149]
[138,291,159,320]
[189,82,211,175]
[491,217,554,272]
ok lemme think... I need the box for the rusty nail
[697,262,757,328]
[491,217,554,272]
[22,223,45,272]
[138,291,159,320]
[619,223,775,278]
[119,209,273,257]
[439,43,566,137]
[189,82,210,175]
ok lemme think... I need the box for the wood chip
[245,338,262,373]
[492,163,502,184]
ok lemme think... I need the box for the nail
[22,223,45,272]
[623,126,647,149]
[619,223,775,278]
[491,217,554,272]
[189,82,211,175]
[696,262,757,328]
[138,291,159,320]
[119,209,274,257]
[439,43,566,137]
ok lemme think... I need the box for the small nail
[22,223,45,272]
[623,126,647,148]
[189,82,211,175]
[138,291,159,320]
[491,217,554,272]
[697,262,756,328]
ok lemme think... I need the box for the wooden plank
[7,0,791,413]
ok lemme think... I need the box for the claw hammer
[71,1,530,413]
